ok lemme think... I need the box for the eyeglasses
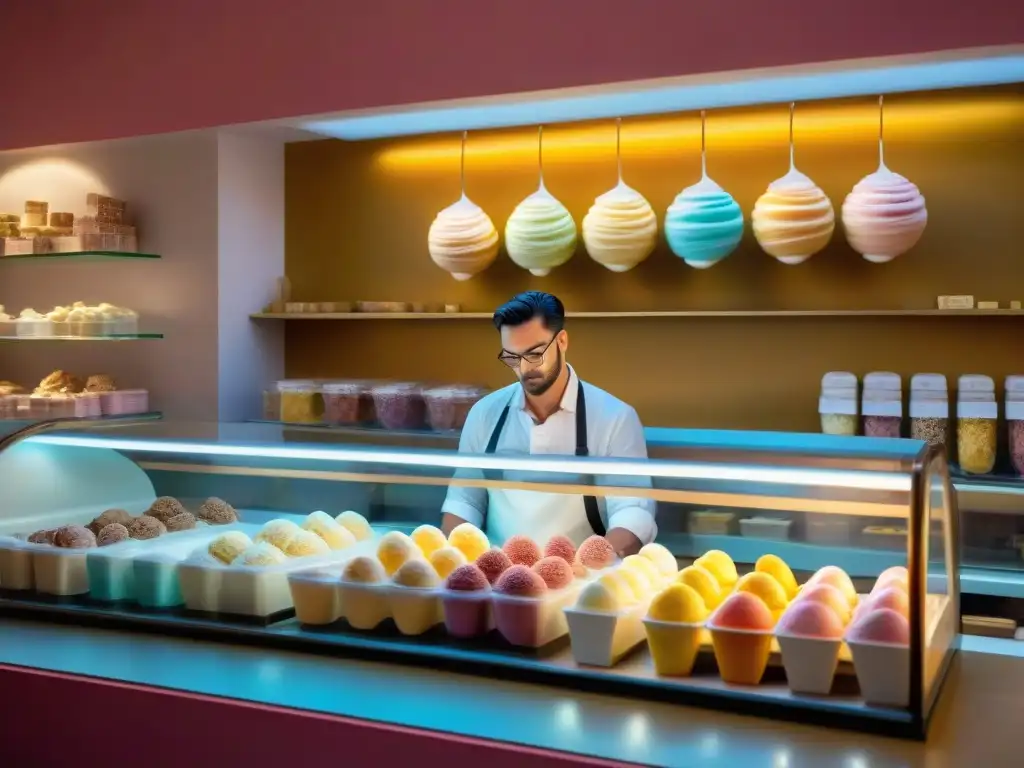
[497,335,557,369]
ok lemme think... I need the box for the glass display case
[0,420,957,738]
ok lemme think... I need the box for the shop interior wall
[283,85,1024,433]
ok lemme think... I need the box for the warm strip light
[375,96,1024,170]
[27,433,912,492]
[305,51,1024,141]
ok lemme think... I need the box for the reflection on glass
[923,453,958,718]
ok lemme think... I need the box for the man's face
[500,317,568,396]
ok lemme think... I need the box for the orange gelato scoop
[712,591,775,631]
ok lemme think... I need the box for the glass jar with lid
[322,380,377,426]
[276,379,324,424]
[909,373,949,449]
[1006,375,1024,476]
[862,371,903,438]
[957,374,997,475]
[818,371,859,436]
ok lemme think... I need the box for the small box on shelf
[936,295,974,310]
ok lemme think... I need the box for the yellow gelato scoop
[255,519,301,551]
[208,531,253,565]
[377,531,417,576]
[736,571,789,616]
[755,554,799,599]
[428,195,499,281]
[283,529,331,558]
[505,187,577,276]
[622,554,662,586]
[576,580,619,612]
[582,181,657,272]
[342,555,387,584]
[675,565,723,609]
[411,524,448,559]
[752,168,835,264]
[448,522,489,562]
[429,545,467,579]
[233,542,288,567]
[597,570,636,606]
[335,510,373,541]
[617,565,653,601]
[694,550,738,588]
[638,543,678,579]
[303,511,357,551]
[648,583,708,623]
[393,558,441,588]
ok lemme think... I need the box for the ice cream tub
[642,619,705,677]
[386,584,443,636]
[492,586,579,648]
[739,517,792,541]
[441,588,493,638]
[776,632,843,695]
[565,601,648,667]
[288,568,342,625]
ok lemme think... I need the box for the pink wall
[3,1,1023,150]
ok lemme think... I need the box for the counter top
[0,619,1018,767]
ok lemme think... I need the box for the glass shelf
[0,334,163,341]
[0,250,160,263]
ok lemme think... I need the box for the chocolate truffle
[146,497,187,523]
[165,511,197,533]
[53,525,97,549]
[97,523,130,547]
[127,515,166,540]
[88,508,133,535]
[197,497,238,525]
[27,529,57,545]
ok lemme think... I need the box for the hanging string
[788,102,796,171]
[700,110,708,179]
[537,125,545,190]
[460,130,467,199]
[616,117,623,183]
[878,95,886,169]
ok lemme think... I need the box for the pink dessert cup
[442,588,493,638]
[492,587,578,648]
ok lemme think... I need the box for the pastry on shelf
[36,370,82,395]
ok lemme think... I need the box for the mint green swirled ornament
[664,176,744,269]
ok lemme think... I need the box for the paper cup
[643,619,704,676]
[565,605,647,667]
[776,633,842,695]
[709,625,773,685]
[848,639,910,707]
[388,586,442,635]
[441,589,493,638]
[338,582,390,630]
[289,574,341,625]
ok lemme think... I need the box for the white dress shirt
[442,366,657,545]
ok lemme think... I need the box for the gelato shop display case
[0,420,957,738]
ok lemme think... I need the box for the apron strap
[480,399,513,531]
[574,381,606,537]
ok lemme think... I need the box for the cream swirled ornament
[665,110,744,268]
[842,96,927,263]
[752,103,835,264]
[582,118,657,272]
[427,131,499,280]
[505,126,577,276]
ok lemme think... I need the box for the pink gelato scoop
[495,564,547,597]
[576,535,615,570]
[502,535,542,567]
[475,548,513,585]
[841,166,927,264]
[446,564,489,592]
[872,565,909,595]
[532,556,574,590]
[847,607,910,645]
[543,535,576,565]
[856,586,909,621]
[778,600,845,639]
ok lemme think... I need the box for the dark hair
[492,291,565,333]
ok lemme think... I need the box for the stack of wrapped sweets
[22,369,149,418]
[64,193,138,253]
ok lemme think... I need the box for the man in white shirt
[441,291,656,556]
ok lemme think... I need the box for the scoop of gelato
[335,510,373,541]
[376,531,417,576]
[847,607,910,645]
[208,531,253,565]
[577,580,619,612]
[27,529,57,545]
[127,515,166,540]
[735,571,789,614]
[234,542,288,567]
[596,571,635,606]
[755,554,799,599]
[543,535,576,565]
[622,554,662,586]
[617,565,653,601]
[411,524,447,558]
[198,497,238,525]
[429,546,467,579]
[648,583,707,623]
[856,586,909,621]
[446,563,489,592]
[532,556,574,590]
[638,543,678,579]
[53,525,97,549]
[794,583,851,625]
[303,511,356,550]
[283,529,331,558]
[576,535,616,570]
[448,522,489,562]
[393,558,440,588]
[807,565,858,607]
[342,555,387,584]
[494,564,547,597]
[165,511,197,533]
[676,565,723,609]
[97,523,130,547]
[255,519,301,551]
[872,565,909,595]
[778,600,845,639]
[712,591,775,631]
[475,547,512,585]
[88,508,132,535]
[503,534,542,567]
[694,550,738,588]
[147,497,187,524]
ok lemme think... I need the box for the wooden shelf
[251,309,1024,320]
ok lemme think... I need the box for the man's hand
[441,512,467,537]
[605,527,642,558]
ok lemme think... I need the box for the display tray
[0,594,923,738]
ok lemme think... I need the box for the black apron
[481,378,605,536]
